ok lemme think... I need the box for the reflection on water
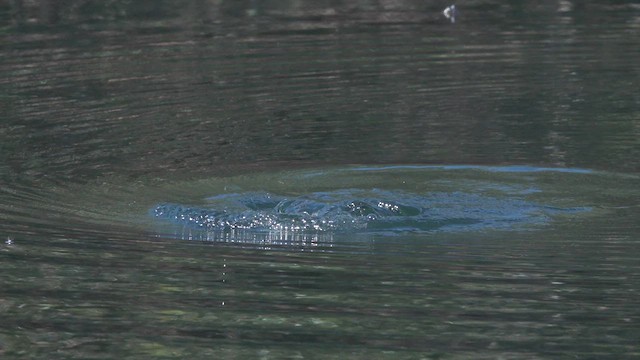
[1,0,640,359]
[2,0,640,180]
[443,5,457,23]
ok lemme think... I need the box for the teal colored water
[150,166,591,238]
[1,1,639,359]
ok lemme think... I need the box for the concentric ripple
[151,188,589,236]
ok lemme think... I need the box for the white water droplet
[443,5,457,23]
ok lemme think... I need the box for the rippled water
[1,1,640,359]
[150,166,592,238]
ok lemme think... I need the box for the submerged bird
[443,4,457,23]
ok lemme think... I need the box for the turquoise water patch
[143,165,610,243]
[151,185,589,239]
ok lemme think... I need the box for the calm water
[1,1,640,358]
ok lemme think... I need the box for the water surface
[1,1,639,359]
[149,166,593,240]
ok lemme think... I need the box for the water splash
[151,189,588,237]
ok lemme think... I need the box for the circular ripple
[151,188,589,235]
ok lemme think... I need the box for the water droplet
[443,5,457,23]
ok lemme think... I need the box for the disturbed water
[1,1,640,359]
[150,166,592,239]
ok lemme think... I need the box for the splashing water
[151,189,588,237]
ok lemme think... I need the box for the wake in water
[151,189,588,236]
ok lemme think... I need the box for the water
[150,166,592,238]
[1,1,640,358]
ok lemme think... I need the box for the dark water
[1,1,640,358]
